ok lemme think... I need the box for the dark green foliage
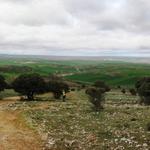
[94,80,110,92]
[121,89,126,94]
[147,122,150,131]
[135,77,150,89]
[12,73,46,100]
[130,118,137,121]
[47,80,69,99]
[129,88,137,96]
[0,75,7,92]
[86,87,105,111]
[136,77,150,96]
[117,85,121,89]
[81,84,86,89]
[0,65,32,73]
[86,80,110,111]
[71,88,75,91]
[135,77,150,105]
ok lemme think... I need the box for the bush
[71,88,75,91]
[86,87,105,111]
[117,85,121,89]
[147,122,150,131]
[0,75,7,92]
[121,89,126,94]
[47,80,69,99]
[135,77,150,105]
[81,84,86,89]
[94,80,110,92]
[129,88,136,96]
[12,73,46,100]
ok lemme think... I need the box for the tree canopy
[0,75,7,92]
[93,80,110,92]
[135,77,150,105]
[12,73,46,100]
[47,80,69,99]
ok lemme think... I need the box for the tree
[93,80,110,92]
[135,77,150,105]
[129,88,137,96]
[0,75,7,92]
[85,87,105,111]
[47,80,69,99]
[12,73,46,100]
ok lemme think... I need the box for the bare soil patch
[0,98,43,150]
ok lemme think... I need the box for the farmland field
[0,56,150,87]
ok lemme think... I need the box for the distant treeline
[0,65,33,73]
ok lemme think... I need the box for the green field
[0,57,150,87]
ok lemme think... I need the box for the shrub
[47,80,69,99]
[147,122,150,131]
[121,89,126,94]
[117,85,121,89]
[71,88,75,91]
[129,88,137,96]
[81,84,86,89]
[0,75,7,92]
[12,73,46,100]
[86,87,105,111]
[135,77,150,105]
[94,80,110,92]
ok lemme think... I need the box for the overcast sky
[0,0,150,57]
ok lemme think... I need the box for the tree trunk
[54,92,61,99]
[27,92,34,100]
[143,96,150,105]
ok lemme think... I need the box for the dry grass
[0,89,149,149]
[22,90,150,150]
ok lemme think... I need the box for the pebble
[143,143,148,147]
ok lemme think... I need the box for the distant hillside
[0,54,150,86]
[0,54,150,64]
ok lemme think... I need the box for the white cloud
[0,0,149,56]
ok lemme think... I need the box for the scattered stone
[131,118,137,121]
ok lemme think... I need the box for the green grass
[0,59,77,81]
[65,62,150,87]
[0,58,150,87]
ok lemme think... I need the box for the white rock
[143,143,148,147]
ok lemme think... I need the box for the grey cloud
[0,0,150,56]
[65,0,150,32]
[0,0,71,26]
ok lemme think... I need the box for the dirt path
[0,99,43,150]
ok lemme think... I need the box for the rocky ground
[0,97,43,150]
[0,90,150,150]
